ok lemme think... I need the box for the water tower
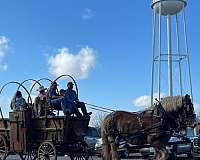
[150,0,193,104]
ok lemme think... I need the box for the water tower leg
[175,14,183,96]
[158,2,162,101]
[167,15,173,96]
[183,9,193,101]
[151,10,157,105]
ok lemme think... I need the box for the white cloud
[82,8,95,20]
[133,92,165,108]
[133,95,151,107]
[133,94,200,115]
[48,46,95,79]
[0,36,9,71]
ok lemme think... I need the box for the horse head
[161,95,196,131]
[178,94,196,129]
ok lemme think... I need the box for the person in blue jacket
[61,81,92,117]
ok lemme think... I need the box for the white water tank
[151,0,187,15]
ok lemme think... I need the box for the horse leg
[155,148,161,160]
[160,147,169,160]
[102,131,111,160]
[110,141,119,160]
[155,146,169,160]
[102,143,111,160]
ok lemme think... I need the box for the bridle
[178,96,195,129]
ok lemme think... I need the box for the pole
[167,15,173,96]
[158,2,162,100]
[183,9,193,101]
[151,10,157,105]
[175,14,183,96]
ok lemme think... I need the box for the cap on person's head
[67,81,74,86]
[37,86,46,92]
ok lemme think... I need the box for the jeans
[51,98,82,117]
[51,98,63,110]
[61,100,83,117]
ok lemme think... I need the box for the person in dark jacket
[61,81,92,117]
[48,81,60,99]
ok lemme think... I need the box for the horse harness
[106,103,169,145]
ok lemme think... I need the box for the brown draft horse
[101,95,196,160]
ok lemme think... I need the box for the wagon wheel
[38,142,57,160]
[69,155,89,160]
[20,150,37,160]
[0,135,8,160]
[69,150,89,160]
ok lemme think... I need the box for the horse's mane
[160,96,184,112]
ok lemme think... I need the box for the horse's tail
[101,115,111,160]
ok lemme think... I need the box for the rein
[108,102,171,145]
[118,114,165,139]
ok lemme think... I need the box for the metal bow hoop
[0,81,32,105]
[17,79,42,91]
[52,74,79,99]
[29,78,52,95]
[17,79,42,102]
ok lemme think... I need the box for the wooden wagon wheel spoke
[38,154,48,160]
[0,149,6,153]
[71,155,89,160]
[40,147,47,154]
[20,150,37,160]
[48,151,55,156]
[30,151,37,160]
[28,151,37,160]
[47,147,54,154]
[41,145,48,154]
[0,135,7,160]
[0,140,4,146]
[40,156,47,160]
[38,142,57,160]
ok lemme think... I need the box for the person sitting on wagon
[10,91,27,111]
[48,81,60,99]
[48,81,63,110]
[34,85,47,116]
[61,81,92,117]
[60,89,66,97]
[49,81,78,115]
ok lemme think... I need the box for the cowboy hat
[37,85,46,92]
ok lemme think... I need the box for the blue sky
[0,0,199,117]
